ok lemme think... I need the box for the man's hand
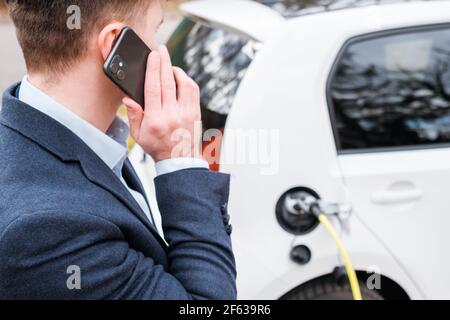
[123,45,202,162]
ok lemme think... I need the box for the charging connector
[295,197,363,300]
[276,188,321,235]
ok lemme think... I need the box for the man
[0,0,236,299]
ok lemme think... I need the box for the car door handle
[371,188,423,205]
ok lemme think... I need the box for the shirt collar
[18,76,129,172]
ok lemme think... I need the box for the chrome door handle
[371,188,423,205]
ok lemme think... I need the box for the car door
[328,25,450,299]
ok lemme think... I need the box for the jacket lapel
[1,84,167,249]
[79,153,167,249]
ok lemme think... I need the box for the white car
[130,0,450,299]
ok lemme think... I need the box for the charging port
[276,187,320,235]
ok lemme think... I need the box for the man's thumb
[122,97,144,141]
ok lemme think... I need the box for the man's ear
[98,22,127,61]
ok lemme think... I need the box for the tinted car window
[184,25,261,117]
[330,27,450,151]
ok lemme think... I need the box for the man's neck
[27,64,122,133]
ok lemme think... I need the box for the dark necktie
[121,158,156,226]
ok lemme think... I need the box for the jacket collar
[18,76,128,172]
[1,83,167,250]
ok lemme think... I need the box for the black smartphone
[103,27,151,109]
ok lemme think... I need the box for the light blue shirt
[18,77,209,224]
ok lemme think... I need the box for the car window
[184,24,262,118]
[329,27,450,151]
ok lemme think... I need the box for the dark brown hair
[5,0,152,74]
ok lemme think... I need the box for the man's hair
[5,0,152,74]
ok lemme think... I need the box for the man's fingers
[190,78,201,111]
[123,97,144,141]
[173,67,192,106]
[144,51,162,116]
[158,45,177,107]
[174,67,201,118]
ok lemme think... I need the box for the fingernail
[158,44,168,53]
[150,51,160,60]
[122,101,128,107]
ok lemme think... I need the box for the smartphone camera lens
[110,62,119,74]
[117,69,126,81]
[110,55,123,75]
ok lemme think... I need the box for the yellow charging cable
[317,213,363,300]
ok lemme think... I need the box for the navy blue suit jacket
[0,84,236,300]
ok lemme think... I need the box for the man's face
[131,0,164,51]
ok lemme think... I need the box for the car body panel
[339,149,450,299]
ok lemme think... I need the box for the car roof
[260,0,429,18]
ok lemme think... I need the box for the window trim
[326,22,450,155]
